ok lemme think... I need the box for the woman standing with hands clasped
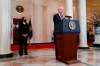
[18,17,29,56]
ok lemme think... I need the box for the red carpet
[11,42,93,51]
[11,44,55,51]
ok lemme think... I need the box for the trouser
[54,34,58,60]
[19,36,28,56]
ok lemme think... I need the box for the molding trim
[0,53,13,58]
[93,44,100,47]
[78,47,89,49]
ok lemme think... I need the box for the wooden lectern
[54,19,81,64]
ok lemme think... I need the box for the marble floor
[0,47,100,66]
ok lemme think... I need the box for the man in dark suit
[53,6,65,60]
[18,17,29,56]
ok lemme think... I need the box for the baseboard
[93,44,100,47]
[78,47,89,49]
[0,53,13,58]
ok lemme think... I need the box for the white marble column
[65,0,73,19]
[0,0,13,58]
[78,0,89,49]
[32,0,43,43]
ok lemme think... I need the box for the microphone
[65,16,72,20]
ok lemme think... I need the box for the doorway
[13,18,21,45]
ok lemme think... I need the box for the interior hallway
[0,47,100,66]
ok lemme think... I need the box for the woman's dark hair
[21,17,26,22]
[21,17,25,20]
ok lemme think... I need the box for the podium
[54,19,81,64]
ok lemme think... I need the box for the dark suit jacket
[53,13,63,33]
[18,21,29,37]
[53,13,62,25]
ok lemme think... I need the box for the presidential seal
[68,21,76,30]
[16,5,24,13]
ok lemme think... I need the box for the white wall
[11,0,32,44]
[11,0,31,18]
[47,0,59,42]
[47,0,65,42]
[11,0,65,44]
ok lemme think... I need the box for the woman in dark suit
[18,17,29,56]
